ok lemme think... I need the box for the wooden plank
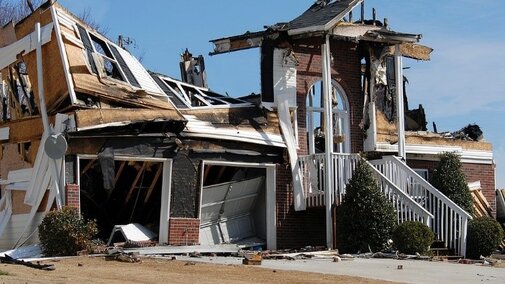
[80,159,97,176]
[0,116,54,144]
[475,190,492,209]
[114,161,127,186]
[471,191,490,217]
[125,162,146,203]
[143,163,162,204]
[74,108,185,131]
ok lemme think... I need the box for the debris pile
[450,124,483,141]
[470,184,493,218]
[105,248,141,263]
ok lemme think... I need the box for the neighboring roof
[287,0,363,34]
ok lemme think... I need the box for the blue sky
[56,0,504,188]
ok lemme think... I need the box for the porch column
[322,34,334,249]
[394,44,406,161]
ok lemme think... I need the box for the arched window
[306,80,350,154]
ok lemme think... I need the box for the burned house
[0,0,496,257]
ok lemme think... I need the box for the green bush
[466,217,504,259]
[38,207,98,256]
[392,221,434,254]
[336,160,396,253]
[431,152,474,215]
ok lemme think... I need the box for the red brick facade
[274,39,364,248]
[407,159,496,216]
[276,164,326,248]
[65,184,80,210]
[167,217,200,246]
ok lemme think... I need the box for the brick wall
[167,217,200,246]
[273,38,364,248]
[276,164,326,248]
[407,159,496,216]
[65,184,80,210]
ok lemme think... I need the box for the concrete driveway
[177,256,505,284]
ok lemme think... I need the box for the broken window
[306,80,350,154]
[77,24,140,87]
[0,62,38,122]
[153,75,251,109]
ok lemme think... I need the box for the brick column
[65,184,80,210]
[168,218,200,245]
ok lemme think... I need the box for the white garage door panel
[226,178,264,199]
[200,176,265,245]
[220,215,254,242]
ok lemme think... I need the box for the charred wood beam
[143,163,162,204]
[124,162,146,203]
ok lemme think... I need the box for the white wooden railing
[298,153,433,226]
[370,156,473,256]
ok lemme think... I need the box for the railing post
[461,218,468,257]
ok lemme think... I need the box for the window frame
[80,28,132,85]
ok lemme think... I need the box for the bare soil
[0,256,396,284]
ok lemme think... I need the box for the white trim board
[376,142,493,164]
[0,23,53,70]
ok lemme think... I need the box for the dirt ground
[0,256,395,284]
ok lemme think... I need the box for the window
[306,80,350,154]
[154,75,251,109]
[77,25,140,87]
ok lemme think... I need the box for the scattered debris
[123,244,240,256]
[104,248,141,263]
[451,124,483,141]
[0,254,55,270]
[0,244,42,259]
[107,223,157,247]
[243,253,262,265]
[470,183,493,218]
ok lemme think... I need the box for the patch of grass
[0,270,9,276]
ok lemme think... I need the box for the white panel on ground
[0,213,44,250]
[200,176,265,246]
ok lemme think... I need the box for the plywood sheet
[74,108,185,130]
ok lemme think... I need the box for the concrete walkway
[176,256,505,284]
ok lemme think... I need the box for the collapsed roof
[210,0,432,60]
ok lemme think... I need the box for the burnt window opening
[80,159,164,241]
[77,24,140,86]
[89,34,114,58]
[157,76,250,109]
[0,62,38,122]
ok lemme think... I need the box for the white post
[307,88,315,155]
[36,22,62,210]
[461,218,468,257]
[322,34,334,249]
[394,44,406,161]
[266,165,277,250]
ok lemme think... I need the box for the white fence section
[370,156,472,256]
[298,153,432,226]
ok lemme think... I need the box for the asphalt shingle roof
[288,0,357,31]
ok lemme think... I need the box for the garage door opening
[78,157,171,243]
[199,163,276,249]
